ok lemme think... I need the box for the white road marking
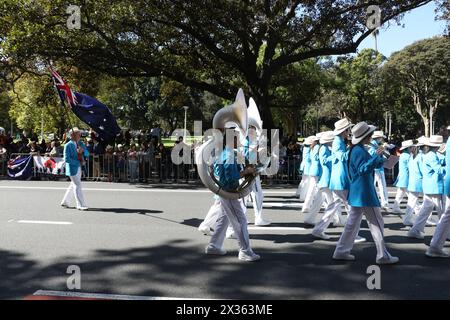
[260,202,302,208]
[7,219,15,223]
[17,220,73,225]
[32,290,216,300]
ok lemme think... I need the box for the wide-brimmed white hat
[118,144,124,148]
[316,132,324,139]
[416,136,427,147]
[447,125,450,130]
[424,135,443,147]
[372,130,386,139]
[351,122,377,145]
[304,135,319,145]
[320,131,335,144]
[399,139,414,151]
[333,118,353,135]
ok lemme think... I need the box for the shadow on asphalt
[87,208,163,215]
[1,238,450,300]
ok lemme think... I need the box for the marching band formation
[196,90,450,265]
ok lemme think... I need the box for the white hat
[424,135,443,147]
[447,125,450,130]
[416,136,427,146]
[316,132,324,139]
[304,135,319,145]
[399,139,414,151]
[351,122,377,145]
[372,131,386,139]
[118,144,124,148]
[320,131,335,144]
[333,118,353,135]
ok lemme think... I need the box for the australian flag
[50,68,121,143]
[7,155,34,180]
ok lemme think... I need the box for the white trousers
[313,189,348,234]
[393,187,407,209]
[374,171,389,207]
[303,176,318,212]
[61,167,87,208]
[404,192,422,225]
[210,197,251,252]
[334,206,392,261]
[249,176,265,224]
[410,194,444,233]
[430,196,450,251]
[297,175,310,201]
[199,198,221,230]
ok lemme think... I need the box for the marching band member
[403,138,425,226]
[407,135,445,239]
[302,135,321,224]
[245,125,270,226]
[328,118,352,227]
[368,131,390,211]
[60,127,88,210]
[333,122,398,264]
[391,140,414,214]
[311,131,338,239]
[426,132,450,258]
[205,128,260,262]
[297,136,313,201]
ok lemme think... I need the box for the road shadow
[87,208,163,215]
[2,239,450,300]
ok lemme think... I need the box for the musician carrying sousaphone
[198,89,261,262]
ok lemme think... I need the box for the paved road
[0,180,449,300]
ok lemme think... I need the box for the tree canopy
[0,0,440,128]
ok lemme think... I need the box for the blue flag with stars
[71,92,122,143]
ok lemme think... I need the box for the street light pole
[183,106,189,140]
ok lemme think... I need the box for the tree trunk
[250,90,275,130]
[423,117,430,138]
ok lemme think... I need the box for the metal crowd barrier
[1,151,399,185]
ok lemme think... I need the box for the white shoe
[407,229,424,239]
[238,249,260,262]
[77,206,89,211]
[198,225,212,236]
[312,230,331,240]
[333,253,355,261]
[226,232,237,239]
[354,235,366,243]
[426,247,450,258]
[332,220,346,227]
[403,219,414,227]
[391,205,402,214]
[205,245,227,256]
[255,219,271,226]
[376,256,399,265]
[426,216,439,226]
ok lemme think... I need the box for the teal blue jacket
[318,144,333,189]
[301,146,311,175]
[329,136,349,191]
[64,140,81,177]
[213,147,242,192]
[308,144,322,177]
[407,152,423,193]
[422,150,446,195]
[347,144,385,207]
[394,151,410,188]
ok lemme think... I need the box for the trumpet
[367,142,391,158]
